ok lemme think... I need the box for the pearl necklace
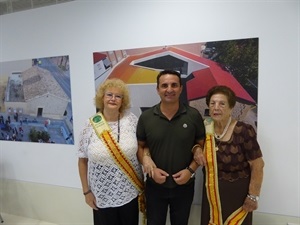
[214,116,232,140]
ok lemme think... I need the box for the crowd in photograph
[0,112,24,141]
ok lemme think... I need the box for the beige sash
[204,118,247,225]
[89,112,146,224]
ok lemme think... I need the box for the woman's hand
[193,146,206,167]
[85,192,98,210]
[242,196,258,212]
[142,154,157,177]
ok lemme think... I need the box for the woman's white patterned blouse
[78,111,143,208]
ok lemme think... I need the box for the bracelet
[191,144,201,154]
[247,194,259,202]
[83,190,92,195]
[144,152,151,157]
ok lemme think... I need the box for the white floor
[0,205,201,225]
[2,208,300,225]
[0,213,58,225]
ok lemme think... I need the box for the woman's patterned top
[216,121,262,182]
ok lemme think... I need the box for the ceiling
[0,0,73,16]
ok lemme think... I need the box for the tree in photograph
[29,127,50,143]
[205,38,258,101]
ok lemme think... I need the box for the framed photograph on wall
[0,56,74,144]
[93,38,258,130]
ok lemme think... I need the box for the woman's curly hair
[94,78,130,113]
[206,85,236,109]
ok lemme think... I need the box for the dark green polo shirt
[137,102,205,188]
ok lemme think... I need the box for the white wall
[0,0,299,222]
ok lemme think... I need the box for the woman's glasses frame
[105,92,123,100]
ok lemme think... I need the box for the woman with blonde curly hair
[78,78,144,225]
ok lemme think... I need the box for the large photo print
[0,56,73,144]
[93,38,258,129]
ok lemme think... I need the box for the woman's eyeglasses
[105,92,123,100]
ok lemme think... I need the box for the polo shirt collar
[153,102,187,119]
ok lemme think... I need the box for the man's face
[156,74,182,104]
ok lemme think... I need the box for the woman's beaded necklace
[117,113,120,142]
[214,116,232,140]
[215,139,222,151]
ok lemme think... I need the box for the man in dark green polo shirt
[137,70,206,225]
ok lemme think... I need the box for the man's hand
[151,168,169,184]
[172,169,191,185]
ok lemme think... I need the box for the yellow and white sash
[89,112,146,224]
[204,118,247,225]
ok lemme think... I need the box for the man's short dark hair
[156,70,182,88]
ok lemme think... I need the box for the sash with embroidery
[204,118,247,225]
[89,112,146,224]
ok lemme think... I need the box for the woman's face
[103,87,123,111]
[209,93,232,122]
